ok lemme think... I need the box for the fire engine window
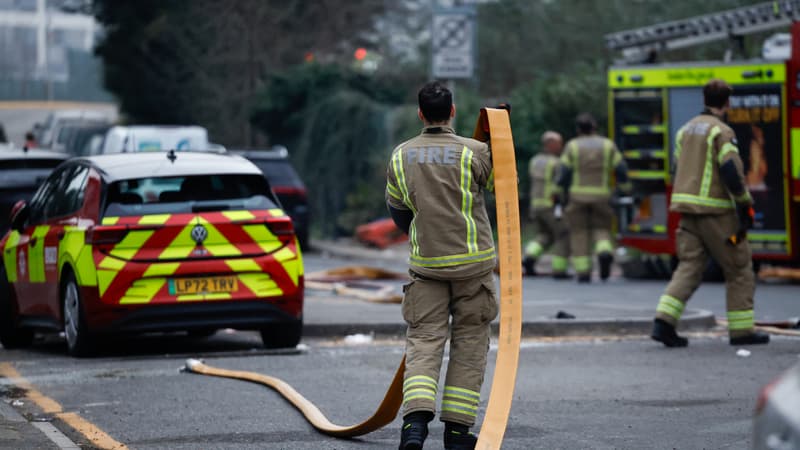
[103,174,279,217]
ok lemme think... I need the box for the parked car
[231,147,310,249]
[62,123,111,157]
[33,110,114,148]
[0,149,68,234]
[50,119,110,153]
[0,151,304,355]
[753,361,800,450]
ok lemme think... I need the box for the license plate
[169,276,238,295]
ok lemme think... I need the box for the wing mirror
[9,200,29,232]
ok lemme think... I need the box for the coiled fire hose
[184,107,522,449]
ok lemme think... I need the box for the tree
[251,63,407,236]
[93,0,389,146]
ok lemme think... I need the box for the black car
[231,147,310,249]
[0,148,68,233]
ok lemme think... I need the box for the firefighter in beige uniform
[651,79,769,347]
[559,113,630,282]
[386,82,498,450]
[523,131,570,278]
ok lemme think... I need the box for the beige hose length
[184,107,523,448]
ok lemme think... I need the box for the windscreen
[103,174,278,217]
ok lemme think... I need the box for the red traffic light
[354,47,367,60]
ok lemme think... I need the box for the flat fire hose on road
[184,108,523,448]
[717,319,800,337]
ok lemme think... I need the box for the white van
[101,125,211,154]
[36,109,115,148]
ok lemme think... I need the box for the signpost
[431,7,476,80]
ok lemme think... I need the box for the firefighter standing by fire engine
[651,79,770,347]
[523,131,570,278]
[559,113,631,282]
[385,81,498,450]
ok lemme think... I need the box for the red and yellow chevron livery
[0,152,305,355]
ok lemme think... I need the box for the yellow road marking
[0,362,128,450]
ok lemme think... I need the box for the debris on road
[306,266,407,303]
[556,311,576,319]
[736,349,751,357]
[355,218,407,249]
[344,333,375,345]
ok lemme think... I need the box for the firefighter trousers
[564,199,614,276]
[524,207,569,274]
[401,269,498,426]
[655,213,756,337]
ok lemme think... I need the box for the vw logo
[191,224,208,245]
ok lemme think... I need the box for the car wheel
[260,320,302,349]
[0,265,34,349]
[62,273,93,357]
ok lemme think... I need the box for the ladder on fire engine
[605,0,800,61]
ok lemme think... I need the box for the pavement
[303,239,717,339]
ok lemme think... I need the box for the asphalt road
[0,250,797,449]
[1,333,797,449]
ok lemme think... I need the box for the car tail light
[85,225,129,245]
[273,186,308,201]
[266,217,294,237]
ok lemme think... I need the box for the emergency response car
[0,151,304,355]
[605,3,800,277]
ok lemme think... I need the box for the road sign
[432,8,475,79]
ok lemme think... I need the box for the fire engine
[605,1,800,277]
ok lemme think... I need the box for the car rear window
[103,174,279,217]
[252,160,304,188]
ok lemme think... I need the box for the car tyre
[260,320,302,349]
[62,273,94,357]
[0,265,34,349]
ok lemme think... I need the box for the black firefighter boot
[730,331,770,346]
[598,251,613,282]
[650,318,688,347]
[444,422,478,450]
[399,411,433,450]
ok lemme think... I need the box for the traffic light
[354,47,367,61]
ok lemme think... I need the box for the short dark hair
[418,81,452,123]
[575,113,597,134]
[703,79,733,109]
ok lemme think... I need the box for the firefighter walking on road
[386,81,499,450]
[651,79,769,347]
[523,131,570,278]
[559,113,630,282]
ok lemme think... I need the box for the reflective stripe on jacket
[670,114,750,215]
[528,153,562,209]
[561,135,622,202]
[385,126,495,280]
